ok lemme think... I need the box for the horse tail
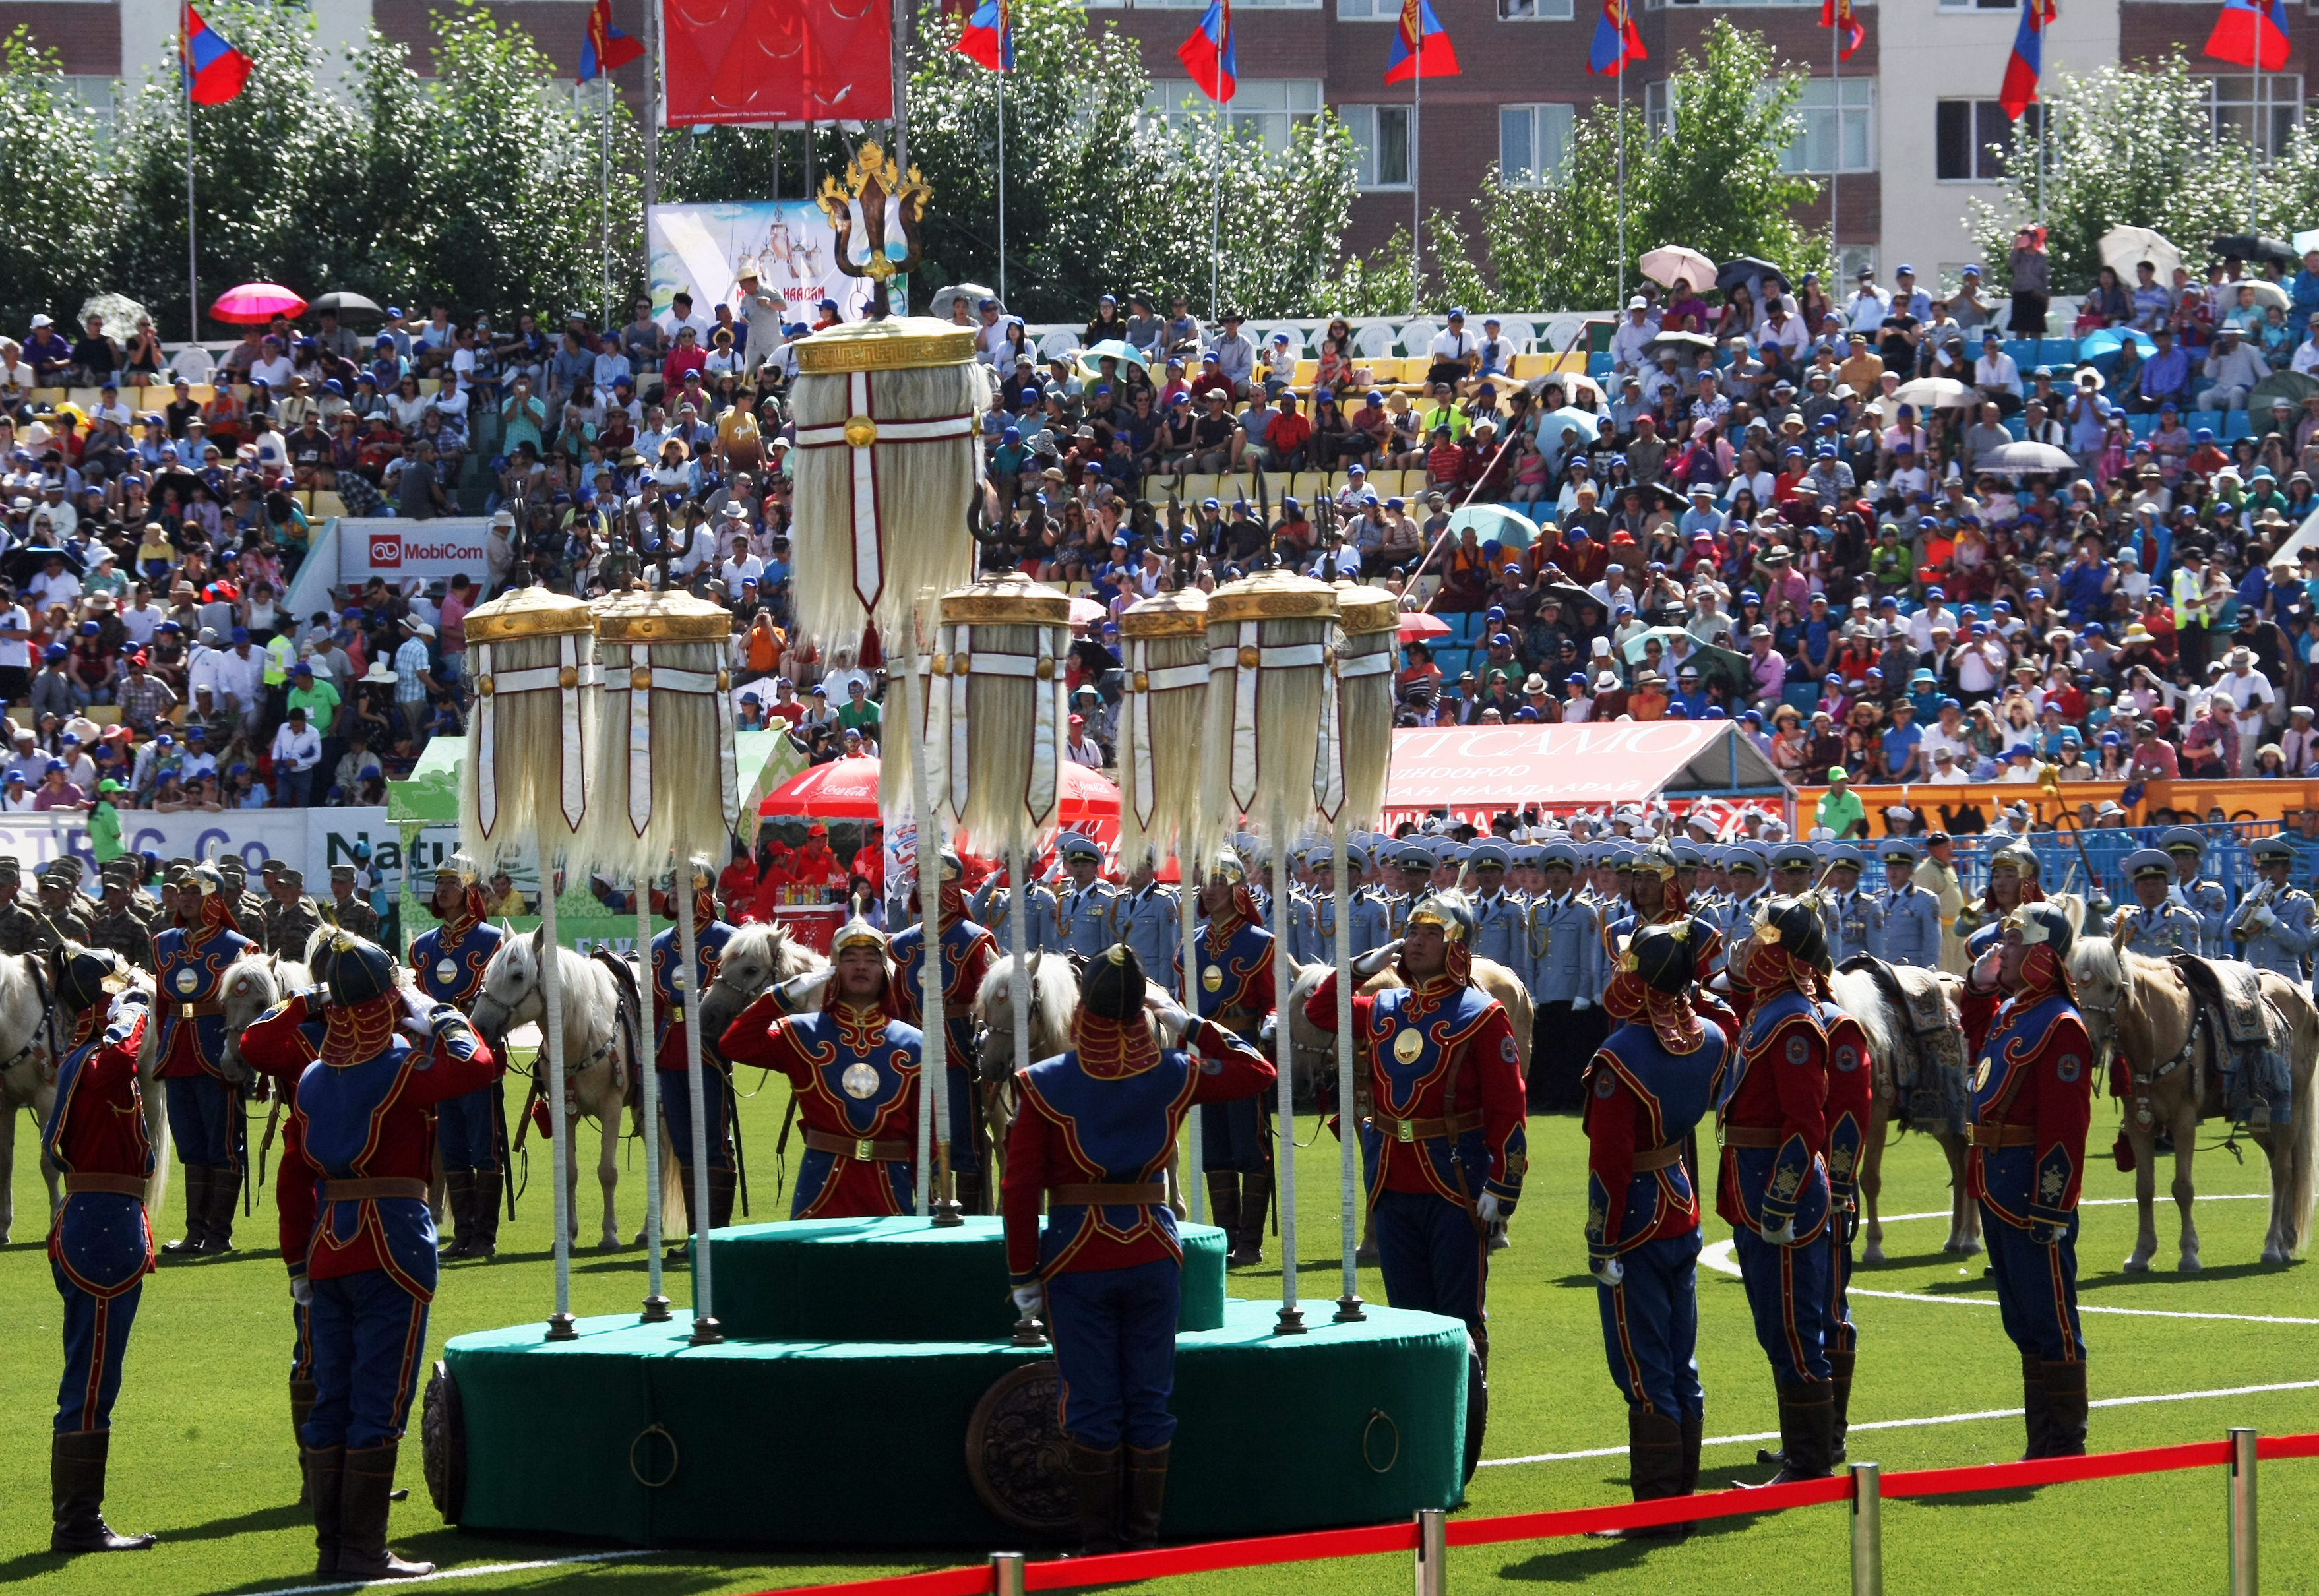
[2288,994,2319,1260]
[659,1118,691,1234]
[142,1053,172,1219]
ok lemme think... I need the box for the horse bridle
[1,950,56,1074]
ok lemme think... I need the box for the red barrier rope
[747,1430,2319,1595]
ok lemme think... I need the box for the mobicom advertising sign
[338,518,491,588]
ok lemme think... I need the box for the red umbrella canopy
[212,282,307,324]
[760,758,1124,840]
[1398,611,1451,643]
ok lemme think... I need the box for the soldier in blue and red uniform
[153,863,256,1256]
[1002,942,1274,1554]
[720,919,925,1217]
[410,855,505,1260]
[653,857,739,1230]
[1815,983,1872,1462]
[889,846,998,1212]
[42,946,158,1556]
[1300,889,1528,1477]
[1968,902,2095,1459]
[1175,848,1276,1266]
[248,973,327,1504]
[1718,894,1837,1483]
[1581,919,1731,1537]
[239,933,496,1581]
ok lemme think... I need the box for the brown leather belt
[177,1000,224,1019]
[1721,1126,1785,1149]
[321,1179,429,1203]
[1971,1123,2038,1150]
[65,1173,149,1199]
[1049,1182,1166,1206]
[803,1128,912,1162]
[1370,1108,1484,1144]
[1632,1142,1685,1171]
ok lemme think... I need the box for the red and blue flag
[180,3,250,106]
[957,0,1015,72]
[1587,0,1645,77]
[2000,0,2055,121]
[579,0,644,82]
[2203,0,2291,73]
[1384,0,1459,84]
[1177,0,1236,102]
[1819,0,1864,62]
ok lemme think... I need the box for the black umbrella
[310,290,385,319]
[5,545,84,586]
[1537,582,1599,616]
[2211,235,2301,268]
[1716,256,1781,295]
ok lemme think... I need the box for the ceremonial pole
[183,47,199,346]
[1410,60,1422,316]
[1180,851,1202,1222]
[538,850,576,1339]
[1615,49,1625,315]
[634,881,669,1320]
[1007,840,1032,1134]
[1332,816,1361,1320]
[643,0,660,220]
[675,872,721,1341]
[903,607,958,1223]
[996,70,1007,305]
[1829,7,1840,276]
[1270,828,1303,1332]
[1212,92,1223,326]
[599,78,614,329]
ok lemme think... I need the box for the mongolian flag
[1384,0,1460,85]
[2203,0,2292,73]
[1177,0,1237,103]
[957,0,1015,71]
[180,4,251,106]
[2000,0,2056,121]
[1819,0,1865,62]
[1588,0,1646,77]
[579,0,644,82]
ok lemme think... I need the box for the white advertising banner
[648,201,878,330]
[336,518,493,591]
[0,807,404,882]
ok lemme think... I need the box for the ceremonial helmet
[1628,920,1701,995]
[1988,842,2040,880]
[313,931,399,1009]
[828,918,894,992]
[2006,901,2076,956]
[435,852,482,890]
[1633,839,1679,882]
[1407,888,1476,943]
[1750,894,1832,973]
[933,845,964,882]
[1082,943,1148,1023]
[1210,847,1249,885]
[57,944,130,1012]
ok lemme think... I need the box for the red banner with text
[660,0,894,126]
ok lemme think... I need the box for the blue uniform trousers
[1980,1205,2086,1365]
[1373,1188,1487,1334]
[660,1065,732,1172]
[1827,1219,1856,1359]
[1047,1258,1181,1451]
[435,1082,499,1173]
[164,1074,236,1169]
[948,1062,981,1176]
[1595,1230,1704,1421]
[53,1264,139,1434]
[1198,1096,1268,1175]
[291,1297,315,1383]
[305,1270,430,1452]
[1732,1227,1832,1383]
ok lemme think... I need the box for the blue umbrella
[1535,406,1600,476]
[2076,327,2156,375]
[1449,504,1539,549]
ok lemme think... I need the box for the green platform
[435,1217,1468,1548]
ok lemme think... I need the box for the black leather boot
[1122,1444,1169,1549]
[1067,1442,1121,1556]
[1680,1411,1703,1496]
[1766,1383,1835,1484]
[438,1171,474,1259]
[707,1165,738,1231]
[162,1166,208,1257]
[467,1173,501,1260]
[954,1170,987,1216]
[339,1442,433,1579]
[2018,1353,2049,1460]
[290,1378,317,1505]
[2039,1360,2088,1458]
[1233,1171,1271,1266]
[49,1430,155,1554]
[1828,1347,1856,1463]
[1204,1173,1241,1254]
[203,1167,237,1254]
[307,1446,344,1576]
[1587,1408,1686,1539]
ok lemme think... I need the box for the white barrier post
[1850,1461,1882,1596]
[1413,1506,1447,1596]
[2229,1427,2258,1596]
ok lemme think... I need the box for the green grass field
[5,1070,2317,1595]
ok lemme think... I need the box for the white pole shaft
[636,887,663,1303]
[996,71,1007,307]
[538,848,573,1330]
[1008,844,1031,1086]
[677,888,715,1322]
[905,631,945,1212]
[1411,68,1421,317]
[1180,850,1202,1223]
[643,0,660,216]
[1270,828,1297,1316]
[1332,820,1357,1302]
[185,65,198,345]
[1830,19,1839,275]
[1615,58,1624,313]
[1212,94,1223,325]
[601,88,613,330]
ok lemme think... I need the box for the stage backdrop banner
[660,0,892,125]
[649,202,877,332]
[0,807,402,881]
[1382,723,1790,826]
[337,518,493,591]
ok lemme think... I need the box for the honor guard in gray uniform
[1671,844,1706,917]
[973,865,1059,952]
[1289,847,1341,966]
[1054,835,1119,956]
[2115,849,2205,958]
[1822,846,1874,965]
[1714,847,1770,973]
[1768,839,1817,900]
[1869,840,1943,967]
[1528,840,1603,1110]
[1115,854,1182,995]
[1349,844,1393,960]
[1384,843,1436,936]
[1462,841,1528,973]
[89,865,152,973]
[2228,837,2316,979]
[269,867,326,960]
[2161,827,2233,952]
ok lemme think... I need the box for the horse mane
[975,951,1082,1064]
[726,920,828,983]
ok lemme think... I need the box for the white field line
[251,1549,656,1595]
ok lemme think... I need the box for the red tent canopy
[1383,723,1789,827]
[759,757,1125,844]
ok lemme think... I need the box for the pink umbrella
[1398,611,1450,644]
[1068,594,1109,628]
[212,282,307,324]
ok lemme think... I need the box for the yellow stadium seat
[1220,472,1256,506]
[1181,472,1220,506]
[313,492,347,519]
[1291,359,1319,386]
[1510,353,1555,378]
[67,387,101,412]
[29,388,63,406]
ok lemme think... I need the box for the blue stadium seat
[2223,412,2255,441]
[2040,338,2080,368]
[2004,417,2028,441]
[2003,340,2039,371]
[2130,415,2158,441]
[1782,681,1822,716]
[1588,352,1614,379]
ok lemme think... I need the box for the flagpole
[2250,49,2260,232]
[1829,7,1839,280]
[1411,61,1422,315]
[184,40,199,346]
[996,67,1007,305]
[644,0,660,264]
[1212,88,1223,326]
[1615,49,1625,316]
[600,79,613,328]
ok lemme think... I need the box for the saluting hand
[1352,940,1402,980]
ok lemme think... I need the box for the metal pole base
[1414,1506,1447,1596]
[688,1316,725,1347]
[640,1293,673,1324]
[932,1200,966,1228]
[545,1313,578,1343]
[1274,1304,1308,1336]
[1850,1461,1882,1596]
[1334,1292,1368,1324]
[1011,1314,1049,1347]
[991,1550,1027,1596]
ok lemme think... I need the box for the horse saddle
[2168,952,2294,1125]
[589,946,647,1105]
[2169,953,2272,1051]
[1838,954,1966,1089]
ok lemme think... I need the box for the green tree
[1458,20,1818,310]
[0,30,113,331]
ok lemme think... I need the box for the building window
[1836,244,1876,284]
[1343,104,1412,189]
[1496,0,1575,16]
[1145,79,1323,152]
[1644,79,1672,140]
[1937,0,2016,9]
[1499,103,1574,186]
[1338,0,1389,15]
[63,75,113,140]
[2199,74,2301,160]
[1783,77,1875,173]
[1935,99,2038,181]
[1646,0,1834,10]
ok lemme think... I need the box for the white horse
[694,920,829,1046]
[467,927,638,1252]
[1282,955,1537,1101]
[1830,960,1980,1261]
[2068,939,2319,1271]
[0,948,67,1243]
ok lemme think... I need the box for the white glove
[2255,905,2279,929]
[1571,997,1593,1012]
[1010,1285,1044,1318]
[1475,1190,1502,1225]
[774,969,832,1009]
[1149,997,1192,1045]
[1353,940,1402,980]
[1759,1216,1797,1246]
[1591,1256,1625,1288]
[290,1276,313,1308]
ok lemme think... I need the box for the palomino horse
[467,927,642,1252]
[5,945,170,1241]
[1830,958,1979,1261]
[2068,940,2319,1271]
